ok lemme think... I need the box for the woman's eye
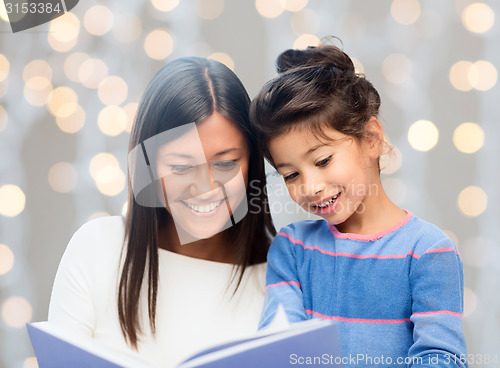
[213,160,238,170]
[316,155,332,167]
[169,164,193,173]
[283,172,299,182]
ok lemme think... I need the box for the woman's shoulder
[62,215,125,263]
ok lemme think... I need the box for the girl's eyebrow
[162,153,193,159]
[275,143,332,169]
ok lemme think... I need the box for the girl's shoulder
[398,214,458,255]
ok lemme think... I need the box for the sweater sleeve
[408,238,468,368]
[47,221,98,337]
[258,228,307,329]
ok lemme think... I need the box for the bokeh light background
[1,0,499,367]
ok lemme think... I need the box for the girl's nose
[190,163,217,196]
[302,175,325,197]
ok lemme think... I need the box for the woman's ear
[364,117,384,159]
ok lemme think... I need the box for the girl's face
[268,124,380,226]
[156,112,250,243]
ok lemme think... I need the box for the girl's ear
[364,117,384,159]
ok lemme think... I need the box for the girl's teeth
[317,194,339,208]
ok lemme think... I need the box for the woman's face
[156,112,250,244]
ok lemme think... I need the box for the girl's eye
[316,155,332,167]
[283,172,299,182]
[213,160,238,170]
[169,164,193,173]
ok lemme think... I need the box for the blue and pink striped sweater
[259,211,467,367]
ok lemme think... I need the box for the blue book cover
[27,317,341,368]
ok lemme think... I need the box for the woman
[48,57,275,367]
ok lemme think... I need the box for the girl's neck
[335,178,406,236]
[158,219,236,263]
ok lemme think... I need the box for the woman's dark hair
[249,43,381,166]
[119,57,275,349]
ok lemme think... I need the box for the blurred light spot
[48,87,78,116]
[380,145,403,175]
[78,58,109,89]
[461,237,492,267]
[113,13,142,43]
[0,1,9,22]
[383,54,412,84]
[255,0,284,18]
[122,202,128,216]
[23,60,53,82]
[196,0,224,19]
[449,61,473,91]
[0,244,14,275]
[290,9,320,35]
[209,53,234,71]
[458,186,487,217]
[463,287,477,317]
[151,0,179,12]
[468,60,497,91]
[23,357,38,368]
[56,104,85,134]
[144,29,174,60]
[48,12,80,52]
[1,297,32,328]
[124,102,139,133]
[382,177,407,206]
[442,229,459,246]
[279,0,307,12]
[462,3,494,34]
[89,153,120,180]
[24,77,53,107]
[0,54,9,82]
[88,212,110,221]
[48,162,78,193]
[0,185,26,217]
[98,76,128,106]
[64,53,90,82]
[95,166,126,196]
[453,122,484,153]
[391,0,421,25]
[98,106,127,136]
[0,105,7,132]
[84,5,113,36]
[408,120,438,152]
[293,34,320,49]
[351,57,365,75]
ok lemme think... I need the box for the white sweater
[48,216,267,367]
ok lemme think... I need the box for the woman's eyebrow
[214,148,240,156]
[161,153,194,159]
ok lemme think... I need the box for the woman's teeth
[184,199,224,213]
[317,193,340,208]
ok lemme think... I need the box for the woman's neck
[158,219,236,263]
[335,178,406,236]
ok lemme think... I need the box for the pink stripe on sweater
[305,310,412,324]
[412,310,463,318]
[266,281,301,289]
[328,210,413,241]
[424,247,462,262]
[277,232,421,260]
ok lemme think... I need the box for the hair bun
[276,45,355,76]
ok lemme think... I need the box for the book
[27,311,341,368]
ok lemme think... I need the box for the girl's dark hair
[249,44,381,165]
[119,57,275,349]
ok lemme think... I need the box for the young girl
[250,45,467,367]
